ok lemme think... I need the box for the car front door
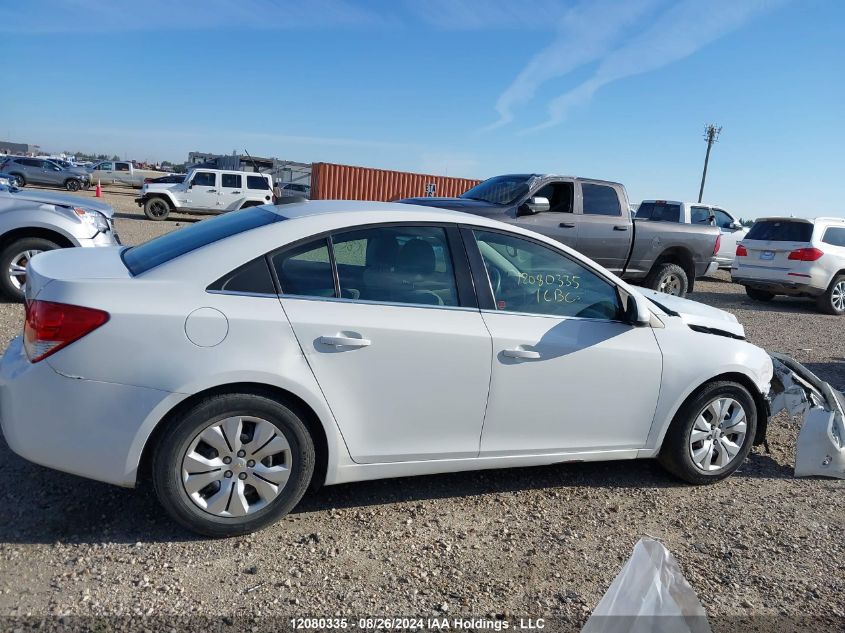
[41,160,65,186]
[92,161,115,184]
[276,224,491,463]
[574,181,631,273]
[467,228,662,456]
[712,208,747,267]
[512,179,579,249]
[186,171,219,210]
[220,173,244,210]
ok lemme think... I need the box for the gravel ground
[0,185,842,631]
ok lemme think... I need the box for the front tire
[745,287,775,302]
[0,237,60,301]
[816,274,845,315]
[9,174,25,188]
[144,197,171,220]
[658,381,757,484]
[645,262,689,297]
[152,393,315,537]
[65,178,81,192]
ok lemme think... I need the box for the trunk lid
[26,247,129,301]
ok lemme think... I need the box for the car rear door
[276,224,492,464]
[574,181,631,273]
[465,228,662,456]
[114,162,134,185]
[220,173,244,210]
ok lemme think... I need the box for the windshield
[460,174,533,205]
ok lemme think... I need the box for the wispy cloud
[403,0,584,31]
[1,0,396,33]
[487,0,786,132]
[487,0,661,129]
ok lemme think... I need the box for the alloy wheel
[659,274,683,296]
[148,200,168,218]
[8,249,42,290]
[688,397,747,472]
[832,281,845,312]
[181,416,292,517]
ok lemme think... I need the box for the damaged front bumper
[768,353,845,479]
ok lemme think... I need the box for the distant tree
[97,154,108,160]
[111,154,121,161]
[741,218,754,227]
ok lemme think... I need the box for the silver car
[0,156,92,191]
[0,183,120,300]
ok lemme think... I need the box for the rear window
[247,175,270,190]
[636,202,681,222]
[122,207,285,275]
[745,220,813,242]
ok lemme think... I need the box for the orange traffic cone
[95,179,102,198]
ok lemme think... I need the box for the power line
[698,123,722,203]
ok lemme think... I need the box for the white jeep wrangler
[135,168,274,220]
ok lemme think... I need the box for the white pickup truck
[88,160,167,188]
[637,200,749,269]
[135,168,274,220]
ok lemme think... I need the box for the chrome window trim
[279,293,478,313]
[206,289,278,299]
[479,307,628,326]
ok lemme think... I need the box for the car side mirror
[53,167,61,171]
[518,196,550,216]
[729,221,743,230]
[621,290,651,327]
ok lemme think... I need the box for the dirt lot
[0,186,843,631]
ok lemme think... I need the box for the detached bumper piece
[769,353,845,479]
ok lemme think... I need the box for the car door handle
[502,348,541,360]
[207,189,218,193]
[613,225,629,231]
[231,191,241,194]
[319,335,371,348]
[559,222,576,228]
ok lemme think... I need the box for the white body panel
[0,201,774,490]
[140,169,274,213]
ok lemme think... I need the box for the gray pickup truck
[400,174,720,296]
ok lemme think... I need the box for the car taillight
[736,244,748,257]
[713,233,721,256]
[24,300,109,362]
[787,247,824,262]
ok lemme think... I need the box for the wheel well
[670,372,769,447]
[650,248,696,293]
[0,227,74,250]
[145,193,173,207]
[238,201,262,209]
[137,382,329,490]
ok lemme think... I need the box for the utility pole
[698,123,721,203]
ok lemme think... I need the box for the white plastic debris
[769,353,845,479]
[581,538,711,633]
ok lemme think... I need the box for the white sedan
[0,201,773,536]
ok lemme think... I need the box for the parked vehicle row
[88,160,168,188]
[0,200,774,536]
[136,168,274,220]
[0,182,119,300]
[400,174,721,297]
[0,156,92,191]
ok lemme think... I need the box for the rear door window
[582,184,621,216]
[745,220,813,242]
[822,227,845,247]
[272,239,335,298]
[637,202,681,222]
[116,162,131,172]
[221,173,242,189]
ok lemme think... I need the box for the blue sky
[1,0,843,219]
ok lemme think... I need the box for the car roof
[270,199,498,225]
[640,200,725,207]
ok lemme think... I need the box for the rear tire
[658,380,757,485]
[152,393,315,537]
[144,197,171,220]
[745,287,775,302]
[0,237,61,301]
[65,178,81,192]
[645,262,688,297]
[816,274,845,315]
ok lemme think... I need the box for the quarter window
[822,227,845,247]
[332,226,458,306]
[582,184,621,216]
[272,239,335,298]
[208,257,275,295]
[247,175,270,190]
[473,229,621,320]
[191,172,216,187]
[222,174,242,188]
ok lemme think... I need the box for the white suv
[732,217,845,315]
[136,168,274,220]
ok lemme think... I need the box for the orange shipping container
[310,162,481,201]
